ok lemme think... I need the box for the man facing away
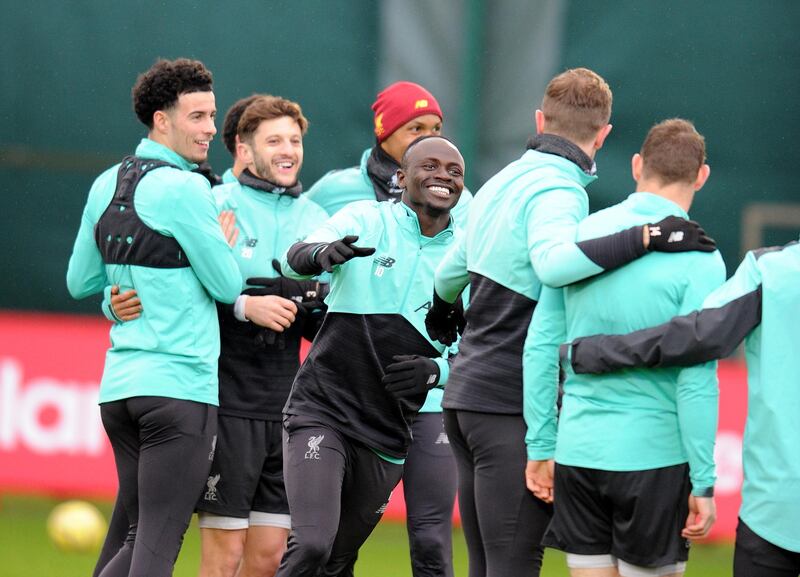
[525,119,723,577]
[563,207,800,577]
[427,68,716,577]
[66,58,241,577]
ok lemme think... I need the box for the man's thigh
[197,415,267,519]
[323,440,404,575]
[546,464,691,570]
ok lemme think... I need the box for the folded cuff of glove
[234,294,249,322]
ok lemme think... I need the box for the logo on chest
[241,237,258,259]
[373,255,396,277]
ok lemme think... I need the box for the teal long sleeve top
[66,138,241,405]
[524,192,725,495]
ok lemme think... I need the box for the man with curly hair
[67,58,241,577]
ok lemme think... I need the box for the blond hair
[541,68,612,143]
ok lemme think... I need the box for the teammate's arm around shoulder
[566,251,763,374]
[525,185,602,288]
[166,175,241,303]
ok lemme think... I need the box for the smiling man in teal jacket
[66,58,240,577]
[275,135,464,577]
[306,81,468,577]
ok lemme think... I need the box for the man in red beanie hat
[306,81,472,222]
[305,82,470,577]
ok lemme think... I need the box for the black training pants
[97,396,217,577]
[277,416,404,577]
[443,409,552,577]
[404,412,458,577]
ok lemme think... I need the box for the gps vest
[94,156,189,268]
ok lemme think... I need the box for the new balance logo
[374,255,396,278]
[426,374,437,385]
[304,435,324,460]
[204,474,220,501]
[667,231,684,243]
[374,256,396,268]
[435,432,450,445]
[375,501,389,515]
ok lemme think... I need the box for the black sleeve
[575,225,647,273]
[568,286,763,374]
[286,241,327,275]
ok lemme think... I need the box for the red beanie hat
[371,81,443,143]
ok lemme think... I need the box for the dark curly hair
[222,94,261,157]
[132,58,213,128]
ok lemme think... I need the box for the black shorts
[543,463,691,568]
[734,518,800,577]
[196,415,288,519]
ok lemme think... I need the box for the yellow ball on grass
[46,500,107,553]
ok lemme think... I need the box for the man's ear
[694,164,711,191]
[594,123,612,150]
[237,140,254,166]
[534,109,545,135]
[152,110,169,135]
[396,168,406,189]
[631,153,643,182]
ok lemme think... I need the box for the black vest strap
[94,156,190,268]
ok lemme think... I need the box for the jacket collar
[135,138,198,171]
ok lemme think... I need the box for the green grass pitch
[0,494,733,576]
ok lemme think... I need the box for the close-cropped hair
[237,95,308,143]
[541,67,612,143]
[132,58,213,129]
[222,94,261,156]
[400,134,460,170]
[641,118,706,185]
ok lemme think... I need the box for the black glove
[382,355,441,399]
[246,260,328,349]
[246,260,326,312]
[646,216,716,253]
[315,235,376,272]
[425,291,466,346]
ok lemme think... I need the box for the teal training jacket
[280,200,458,457]
[305,146,472,412]
[567,238,800,552]
[524,192,725,495]
[66,138,241,405]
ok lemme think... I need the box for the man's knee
[286,534,333,570]
[408,521,450,570]
[241,548,284,577]
[198,528,247,577]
